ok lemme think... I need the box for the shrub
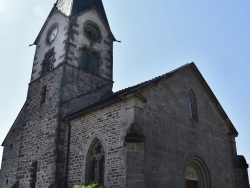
[73,182,105,188]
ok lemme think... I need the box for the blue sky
[0,0,249,175]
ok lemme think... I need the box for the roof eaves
[71,6,116,41]
[190,64,238,136]
[64,95,121,121]
[34,7,68,45]
[116,63,192,97]
[1,102,26,146]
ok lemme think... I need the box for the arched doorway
[185,157,210,188]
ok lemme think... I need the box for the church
[0,0,249,188]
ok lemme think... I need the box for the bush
[73,182,105,188]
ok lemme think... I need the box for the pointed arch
[185,156,211,188]
[125,123,144,143]
[80,48,89,71]
[79,48,99,75]
[86,139,105,183]
[83,133,107,185]
[188,90,198,122]
[90,52,98,75]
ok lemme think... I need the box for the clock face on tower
[47,26,58,43]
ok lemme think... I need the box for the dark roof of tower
[66,0,109,27]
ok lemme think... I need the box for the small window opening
[188,96,194,119]
[40,86,47,104]
[6,179,8,185]
[10,143,13,149]
[42,48,55,75]
[188,91,198,121]
[30,161,38,188]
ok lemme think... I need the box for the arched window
[41,48,55,75]
[188,91,198,121]
[185,157,210,188]
[80,49,98,75]
[90,52,98,74]
[86,139,105,184]
[81,49,89,70]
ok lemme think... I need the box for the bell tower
[0,0,115,187]
[29,0,116,114]
[31,0,115,82]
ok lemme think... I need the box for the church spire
[56,0,109,27]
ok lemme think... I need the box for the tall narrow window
[81,49,89,71]
[42,48,55,75]
[40,86,47,104]
[188,91,198,121]
[188,96,194,119]
[90,52,98,74]
[87,140,105,184]
[30,161,38,188]
[80,49,99,75]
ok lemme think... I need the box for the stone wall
[15,66,63,188]
[126,142,145,188]
[67,103,126,188]
[0,105,25,188]
[60,64,113,117]
[139,67,236,188]
[234,155,249,188]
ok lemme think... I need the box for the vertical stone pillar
[126,142,145,188]
[234,155,249,188]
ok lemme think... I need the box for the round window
[47,24,59,43]
[84,22,101,42]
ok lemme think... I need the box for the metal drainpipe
[65,119,71,188]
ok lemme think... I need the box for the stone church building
[0,0,249,188]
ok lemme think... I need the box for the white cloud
[33,6,45,17]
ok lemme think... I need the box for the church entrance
[186,180,198,188]
[185,157,211,188]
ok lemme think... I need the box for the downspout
[65,118,71,188]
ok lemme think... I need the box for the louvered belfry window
[90,52,98,74]
[80,49,98,75]
[81,49,89,70]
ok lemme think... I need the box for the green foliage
[73,182,105,188]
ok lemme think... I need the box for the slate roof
[64,62,238,136]
[64,63,187,120]
[72,0,109,26]
[56,0,109,27]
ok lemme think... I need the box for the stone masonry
[0,1,249,188]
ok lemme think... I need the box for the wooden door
[186,180,197,188]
